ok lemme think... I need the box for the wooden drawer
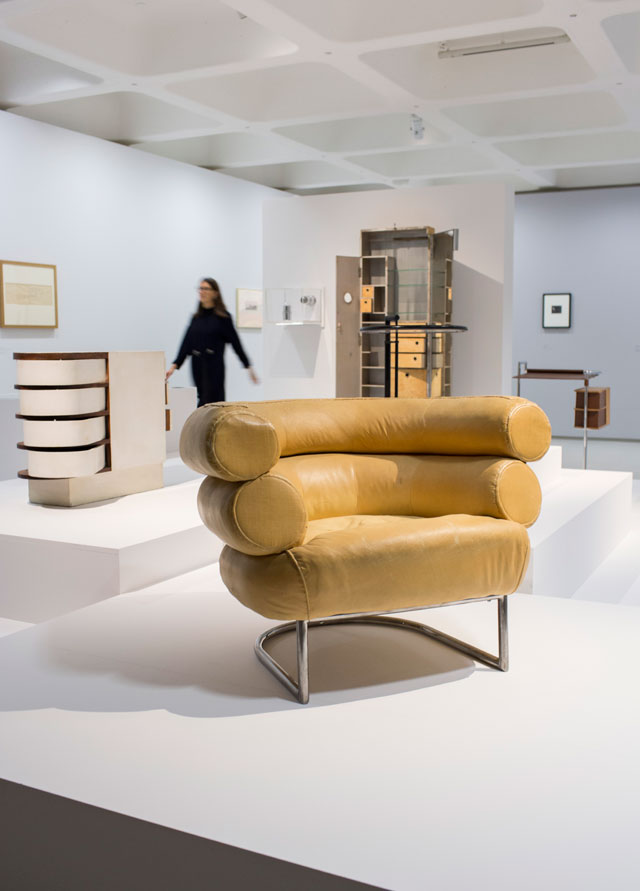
[396,353,426,369]
[574,408,608,429]
[397,369,427,397]
[395,368,445,398]
[16,358,107,387]
[396,334,425,351]
[19,386,107,417]
[575,387,609,409]
[360,297,373,312]
[23,443,106,479]
[574,386,610,427]
[361,285,374,299]
[22,416,106,448]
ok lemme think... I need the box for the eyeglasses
[198,285,214,292]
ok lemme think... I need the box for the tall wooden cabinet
[358,226,456,399]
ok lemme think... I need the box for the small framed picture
[236,288,263,329]
[542,292,571,329]
[0,261,58,328]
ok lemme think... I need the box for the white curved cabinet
[14,351,168,506]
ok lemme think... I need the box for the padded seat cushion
[220,514,530,621]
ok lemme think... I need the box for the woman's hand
[165,363,177,381]
[248,367,260,385]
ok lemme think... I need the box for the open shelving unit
[359,227,457,398]
[360,254,395,396]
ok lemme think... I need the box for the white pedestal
[0,395,22,482]
[521,467,632,597]
[166,386,197,457]
[0,478,219,622]
[528,444,563,493]
[0,583,638,891]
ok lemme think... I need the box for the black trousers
[191,353,225,406]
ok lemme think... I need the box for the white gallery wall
[0,110,274,477]
[513,186,640,440]
[262,184,514,399]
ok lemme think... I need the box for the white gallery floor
[1,445,640,890]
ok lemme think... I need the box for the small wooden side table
[513,366,601,469]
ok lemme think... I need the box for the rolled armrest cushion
[197,473,308,556]
[275,453,542,527]
[180,404,279,481]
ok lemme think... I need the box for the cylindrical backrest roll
[180,397,551,481]
[195,453,542,557]
[277,453,541,528]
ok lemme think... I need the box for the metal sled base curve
[255,595,509,704]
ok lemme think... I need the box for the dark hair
[195,278,230,318]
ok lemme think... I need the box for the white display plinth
[522,467,632,597]
[0,577,638,891]
[0,395,22,482]
[0,477,218,622]
[528,443,563,493]
[166,386,197,457]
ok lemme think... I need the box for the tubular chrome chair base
[255,596,509,704]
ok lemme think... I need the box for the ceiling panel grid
[0,0,639,193]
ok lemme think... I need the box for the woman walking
[166,278,258,405]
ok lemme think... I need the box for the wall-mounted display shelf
[14,351,168,506]
[266,288,324,327]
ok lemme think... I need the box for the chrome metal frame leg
[254,596,509,704]
[583,377,589,469]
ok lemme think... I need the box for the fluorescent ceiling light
[438,32,570,59]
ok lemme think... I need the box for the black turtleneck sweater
[173,308,250,404]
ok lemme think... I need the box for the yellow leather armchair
[180,396,551,702]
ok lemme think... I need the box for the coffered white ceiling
[2,0,640,194]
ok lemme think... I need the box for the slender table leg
[583,377,589,469]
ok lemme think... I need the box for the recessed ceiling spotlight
[410,114,424,141]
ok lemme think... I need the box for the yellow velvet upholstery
[180,396,551,622]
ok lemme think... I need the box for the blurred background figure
[166,277,259,405]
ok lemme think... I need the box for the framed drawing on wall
[542,292,571,329]
[0,261,58,328]
[236,288,263,329]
